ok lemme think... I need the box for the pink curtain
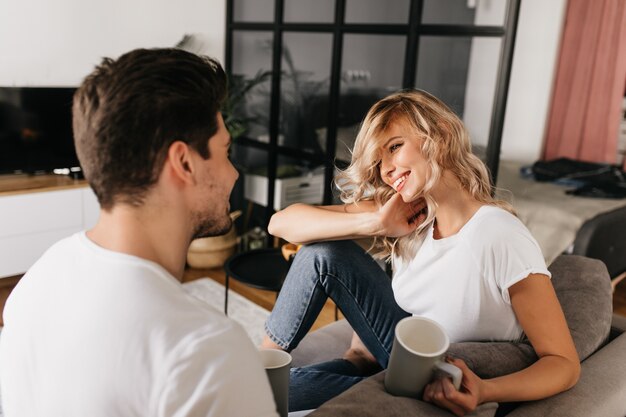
[543,0,626,167]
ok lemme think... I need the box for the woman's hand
[423,358,484,417]
[376,194,426,237]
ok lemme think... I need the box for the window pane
[421,0,508,26]
[230,31,273,143]
[233,0,275,22]
[284,0,334,23]
[335,34,406,163]
[345,0,410,24]
[280,32,333,154]
[415,36,502,149]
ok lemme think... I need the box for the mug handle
[433,361,462,390]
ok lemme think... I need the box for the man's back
[0,232,277,417]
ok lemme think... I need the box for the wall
[463,0,567,163]
[463,1,508,148]
[0,0,226,87]
[499,0,567,162]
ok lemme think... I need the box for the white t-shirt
[0,232,278,417]
[392,206,550,343]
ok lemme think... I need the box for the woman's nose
[380,158,395,180]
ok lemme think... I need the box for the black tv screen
[0,87,79,175]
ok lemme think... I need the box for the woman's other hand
[423,358,484,417]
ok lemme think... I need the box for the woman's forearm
[268,203,380,244]
[481,355,580,403]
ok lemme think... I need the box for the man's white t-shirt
[0,232,278,417]
[392,206,551,343]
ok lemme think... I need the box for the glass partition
[421,0,508,26]
[230,31,274,143]
[284,0,334,23]
[280,32,333,154]
[226,0,520,230]
[415,36,502,149]
[233,0,275,22]
[336,34,406,163]
[344,0,410,24]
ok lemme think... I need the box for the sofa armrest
[505,332,626,417]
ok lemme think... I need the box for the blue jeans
[265,241,410,411]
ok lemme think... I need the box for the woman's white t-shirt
[392,205,550,343]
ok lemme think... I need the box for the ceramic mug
[384,316,462,397]
[259,348,292,417]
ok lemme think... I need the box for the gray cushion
[309,372,499,417]
[549,255,612,361]
[295,255,614,416]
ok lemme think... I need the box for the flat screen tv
[0,87,80,175]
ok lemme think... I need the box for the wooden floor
[183,266,343,331]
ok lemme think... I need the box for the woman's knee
[295,240,365,269]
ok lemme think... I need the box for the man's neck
[86,204,191,281]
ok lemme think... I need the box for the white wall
[464,0,508,148]
[499,0,567,162]
[464,0,567,162]
[0,0,226,87]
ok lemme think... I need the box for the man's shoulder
[31,232,82,263]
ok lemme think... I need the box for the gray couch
[290,255,626,417]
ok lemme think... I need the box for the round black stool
[223,248,290,315]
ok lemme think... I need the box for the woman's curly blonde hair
[335,89,514,262]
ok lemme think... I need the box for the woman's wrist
[358,211,384,237]
[479,378,497,404]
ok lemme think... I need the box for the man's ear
[166,141,195,185]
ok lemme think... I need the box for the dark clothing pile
[527,158,626,199]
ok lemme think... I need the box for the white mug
[384,316,462,397]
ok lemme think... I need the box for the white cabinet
[0,186,99,278]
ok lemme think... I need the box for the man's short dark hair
[73,48,227,209]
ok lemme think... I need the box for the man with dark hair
[0,48,278,417]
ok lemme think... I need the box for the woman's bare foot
[260,335,284,350]
[342,332,382,376]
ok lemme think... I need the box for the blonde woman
[261,90,580,415]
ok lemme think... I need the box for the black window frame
[225,0,521,229]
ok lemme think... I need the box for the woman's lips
[393,172,410,192]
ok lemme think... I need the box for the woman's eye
[389,143,402,153]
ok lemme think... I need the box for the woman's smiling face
[378,120,430,203]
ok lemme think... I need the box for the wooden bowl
[186,211,240,269]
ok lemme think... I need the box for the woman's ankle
[260,335,285,350]
[342,348,382,376]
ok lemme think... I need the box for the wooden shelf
[0,174,88,197]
